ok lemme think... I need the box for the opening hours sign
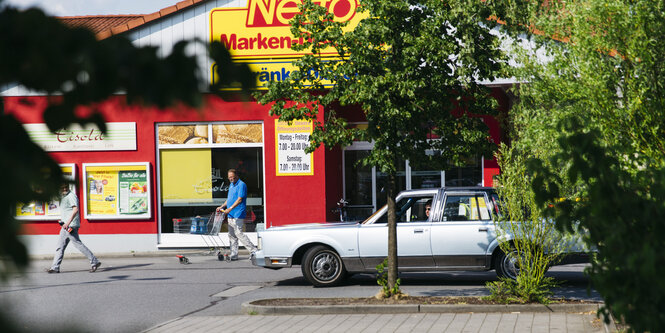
[275,119,314,176]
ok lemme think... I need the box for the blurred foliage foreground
[0,3,253,279]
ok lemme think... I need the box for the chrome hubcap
[312,252,340,281]
[503,250,520,279]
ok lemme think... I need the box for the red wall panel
[6,95,329,234]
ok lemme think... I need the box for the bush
[485,277,556,304]
[532,128,665,333]
[491,143,577,304]
[376,258,402,298]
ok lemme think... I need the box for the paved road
[0,252,603,332]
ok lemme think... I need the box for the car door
[357,194,435,270]
[430,191,496,268]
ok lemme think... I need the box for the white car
[252,187,589,286]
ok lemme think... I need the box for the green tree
[501,0,665,330]
[0,3,253,280]
[257,0,507,294]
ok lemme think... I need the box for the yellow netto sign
[210,0,364,59]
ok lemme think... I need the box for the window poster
[83,163,151,219]
[157,123,263,146]
[275,119,314,176]
[118,170,148,214]
[15,164,75,220]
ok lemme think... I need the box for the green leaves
[375,257,402,298]
[0,110,63,278]
[499,1,665,331]
[258,0,504,172]
[0,4,254,277]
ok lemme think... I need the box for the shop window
[375,161,407,209]
[411,169,443,189]
[15,164,75,221]
[342,146,481,217]
[157,123,263,234]
[445,156,482,187]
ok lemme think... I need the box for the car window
[374,195,434,223]
[490,192,502,218]
[442,194,490,222]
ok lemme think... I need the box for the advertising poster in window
[275,119,314,176]
[15,164,75,220]
[118,170,148,214]
[87,170,118,215]
[83,163,151,220]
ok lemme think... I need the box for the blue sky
[2,0,181,16]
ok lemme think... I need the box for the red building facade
[3,0,508,255]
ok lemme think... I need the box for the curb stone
[420,303,601,313]
[242,300,602,315]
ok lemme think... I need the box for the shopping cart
[173,211,231,263]
[201,211,231,262]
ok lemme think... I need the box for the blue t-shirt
[227,179,247,218]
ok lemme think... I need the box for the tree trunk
[386,171,398,293]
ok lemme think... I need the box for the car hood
[264,222,359,231]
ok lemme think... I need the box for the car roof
[399,186,495,195]
[442,186,496,192]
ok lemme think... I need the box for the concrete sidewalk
[144,312,610,332]
[146,299,614,333]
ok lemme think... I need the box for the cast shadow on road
[98,263,154,272]
[272,271,499,287]
[274,267,594,288]
[106,275,173,282]
[44,263,154,274]
[271,267,600,300]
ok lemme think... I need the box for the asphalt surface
[0,252,609,332]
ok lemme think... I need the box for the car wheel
[301,245,347,287]
[494,248,519,280]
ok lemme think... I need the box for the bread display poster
[158,123,262,145]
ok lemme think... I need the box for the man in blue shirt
[217,169,258,260]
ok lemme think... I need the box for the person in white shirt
[47,184,101,273]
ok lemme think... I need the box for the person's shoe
[46,268,59,274]
[90,262,102,272]
[229,256,238,261]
